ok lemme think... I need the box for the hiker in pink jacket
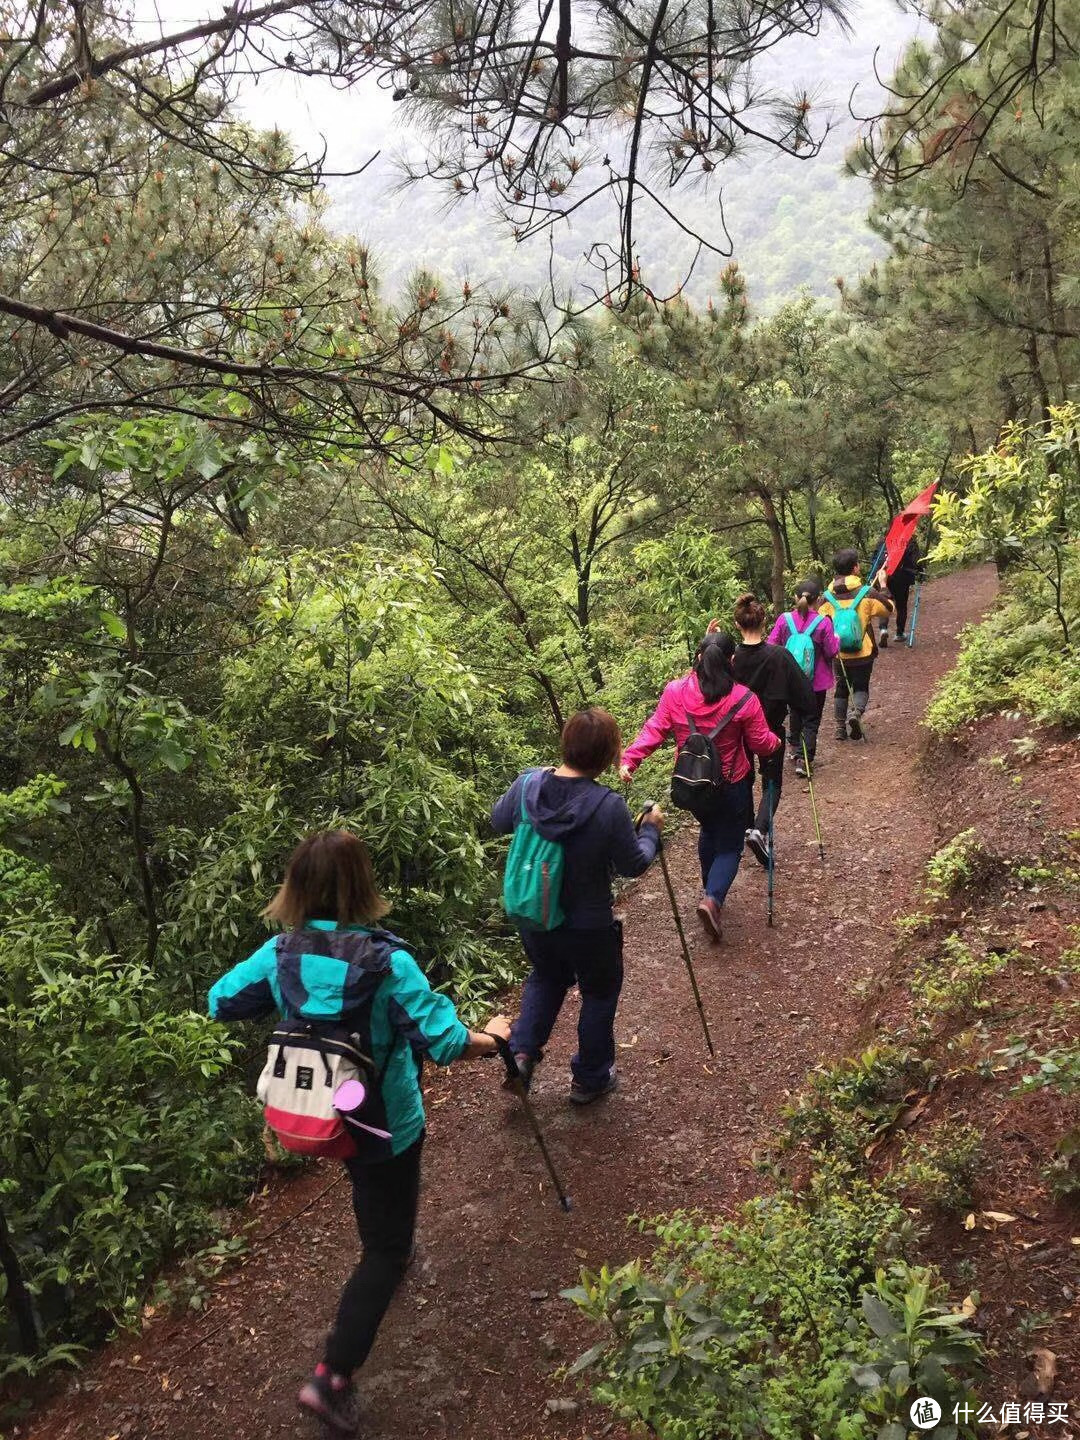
[620,631,780,943]
[767,578,839,778]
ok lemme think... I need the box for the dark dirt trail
[20,565,999,1440]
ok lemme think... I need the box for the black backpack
[670,694,751,821]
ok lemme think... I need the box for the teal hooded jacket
[208,920,469,1157]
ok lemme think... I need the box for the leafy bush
[923,831,987,900]
[0,917,261,1364]
[911,935,1010,1023]
[782,1045,929,1164]
[564,1169,980,1440]
[1003,1039,1080,1199]
[890,1124,982,1214]
[925,559,1080,736]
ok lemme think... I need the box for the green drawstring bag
[502,771,565,931]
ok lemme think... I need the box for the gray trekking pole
[493,1037,572,1212]
[637,805,716,1059]
[801,738,825,862]
[765,780,776,928]
[908,583,923,648]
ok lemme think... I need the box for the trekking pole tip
[560,1195,573,1212]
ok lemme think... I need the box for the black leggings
[834,659,873,720]
[753,748,783,833]
[789,690,827,760]
[324,1135,424,1376]
[887,581,912,636]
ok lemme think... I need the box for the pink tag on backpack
[333,1079,392,1141]
[333,1079,367,1113]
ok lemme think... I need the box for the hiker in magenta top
[767,577,840,776]
[621,630,780,944]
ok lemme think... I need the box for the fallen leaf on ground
[1026,1348,1057,1398]
[898,1094,931,1129]
[981,1210,1019,1224]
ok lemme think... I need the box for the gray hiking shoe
[298,1368,355,1435]
[569,1071,618,1105]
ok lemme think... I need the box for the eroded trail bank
[22,566,1000,1440]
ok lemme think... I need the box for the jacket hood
[275,925,402,1018]
[734,640,771,678]
[831,574,868,596]
[521,769,613,841]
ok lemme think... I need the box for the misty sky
[132,0,917,303]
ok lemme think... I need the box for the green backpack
[823,584,871,652]
[502,771,565,931]
[783,612,823,677]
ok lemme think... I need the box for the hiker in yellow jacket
[820,549,894,742]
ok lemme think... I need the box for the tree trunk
[0,1200,40,1355]
[574,556,605,689]
[807,490,822,563]
[100,736,160,966]
[755,484,787,610]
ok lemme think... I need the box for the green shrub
[0,914,261,1363]
[923,831,986,900]
[782,1045,929,1165]
[563,1170,980,1440]
[890,1123,982,1214]
[1002,1039,1080,1199]
[925,560,1080,736]
[911,935,1010,1023]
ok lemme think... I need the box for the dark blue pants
[697,775,753,905]
[510,922,623,1091]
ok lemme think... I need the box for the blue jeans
[510,922,623,1091]
[697,775,753,906]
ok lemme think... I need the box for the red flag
[883,480,939,576]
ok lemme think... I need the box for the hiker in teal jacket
[209,829,509,1434]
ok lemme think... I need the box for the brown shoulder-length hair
[263,830,390,930]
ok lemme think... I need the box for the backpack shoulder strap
[783,610,797,631]
[822,589,838,607]
[686,714,700,736]
[852,583,872,607]
[805,613,822,636]
[705,690,750,742]
[519,768,545,821]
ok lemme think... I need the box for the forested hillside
[242,0,919,306]
[1,0,1077,1432]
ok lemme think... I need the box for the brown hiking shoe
[696,895,723,943]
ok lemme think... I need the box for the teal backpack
[783,612,823,677]
[502,771,565,931]
[823,584,871,652]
